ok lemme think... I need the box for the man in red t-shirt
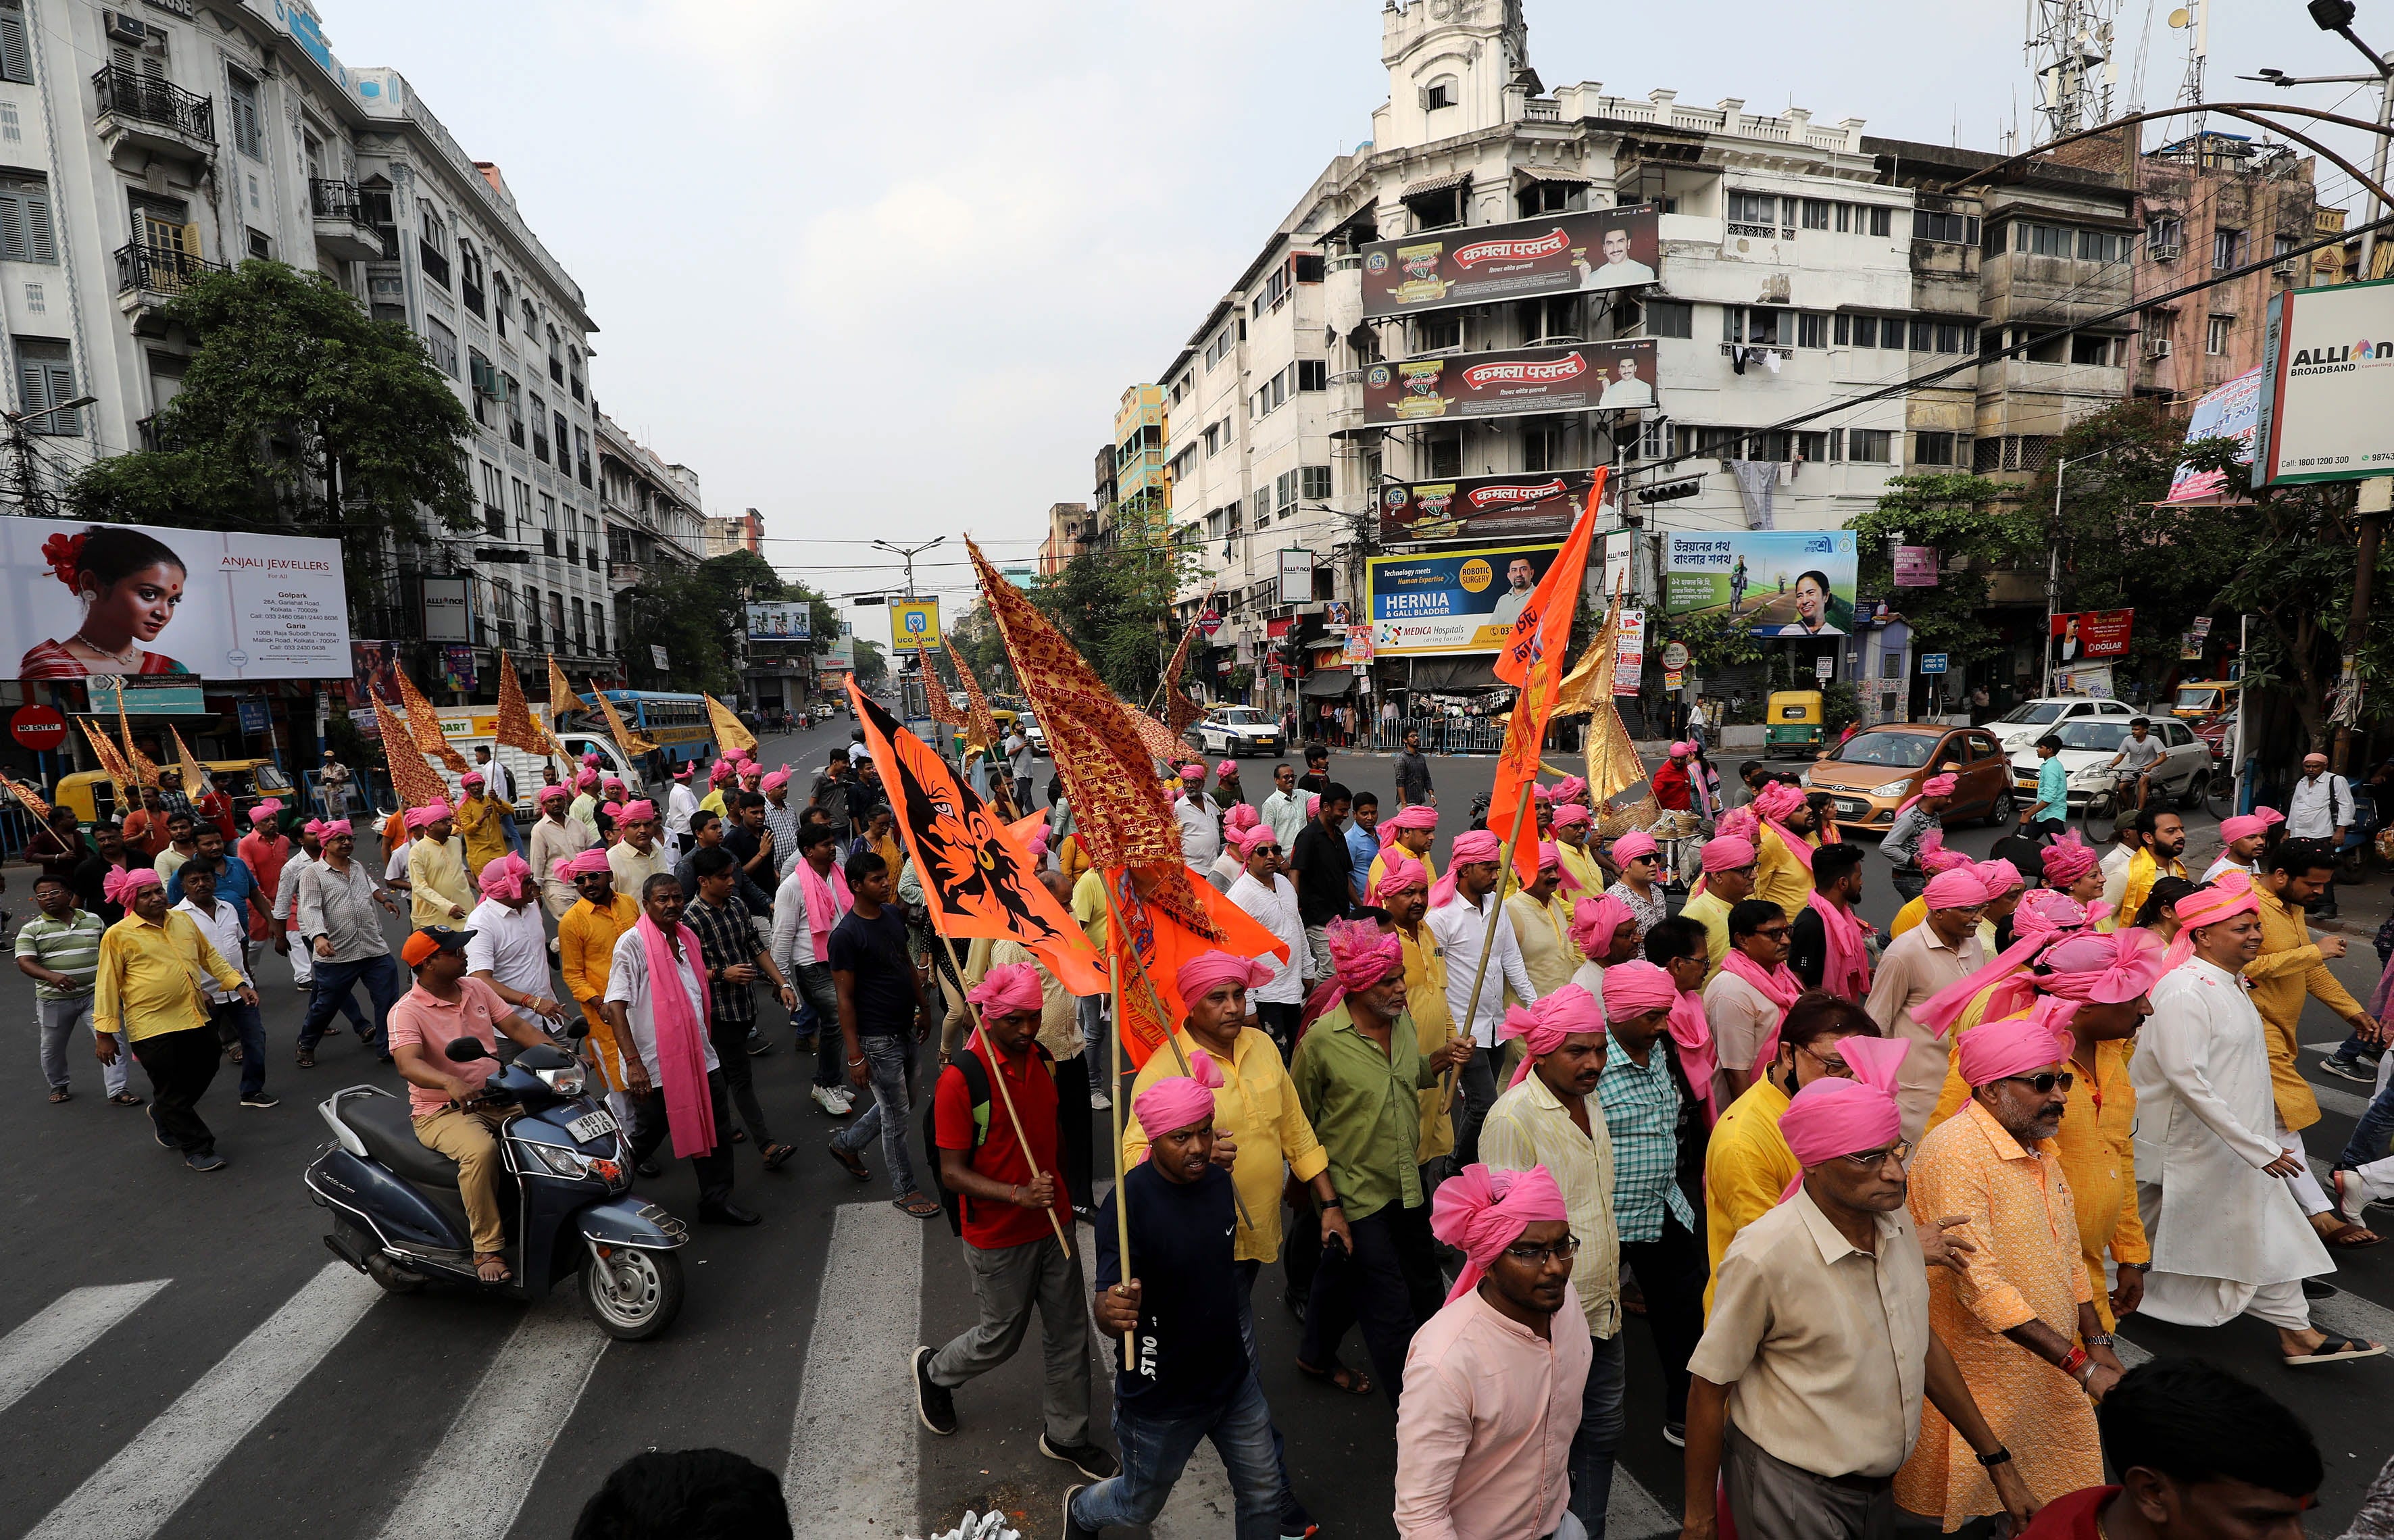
[1652,742,1694,812]
[912,964,1117,1487]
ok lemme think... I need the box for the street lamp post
[872,537,945,724]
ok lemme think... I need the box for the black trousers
[1297,1200,1442,1408]
[1620,1212,1707,1424]
[1251,1001,1301,1061]
[131,1025,219,1156]
[626,1069,736,1210]
[1053,1053,1094,1211]
[708,1018,776,1149]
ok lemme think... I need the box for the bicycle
[2084,768,2151,846]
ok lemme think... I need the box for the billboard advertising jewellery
[2254,277,2394,486]
[1360,204,1662,318]
[1363,340,1657,426]
[1379,468,1599,543]
[7,518,351,682]
[1660,530,1858,637]
[1367,542,1562,657]
[745,602,814,641]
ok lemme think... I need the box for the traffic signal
[1637,477,1704,505]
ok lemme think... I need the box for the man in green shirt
[1290,918,1472,1406]
[18,874,132,1104]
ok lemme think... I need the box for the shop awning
[1302,671,1356,697]
[1405,656,1504,693]
[1514,164,1593,184]
[1402,171,1472,199]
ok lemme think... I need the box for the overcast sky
[328,0,2391,616]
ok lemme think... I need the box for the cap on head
[400,927,475,968]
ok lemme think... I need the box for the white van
[430,707,646,817]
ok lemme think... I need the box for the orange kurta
[559,892,641,1091]
[1895,1099,2101,1531]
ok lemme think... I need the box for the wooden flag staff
[1443,784,1538,1113]
[928,928,1072,1260]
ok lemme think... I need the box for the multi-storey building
[1037,501,1089,575]
[597,412,705,607]
[703,508,762,557]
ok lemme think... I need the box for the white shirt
[174,896,252,1000]
[1260,789,1309,853]
[770,862,849,979]
[1227,870,1307,1001]
[609,839,669,901]
[382,843,412,884]
[478,758,514,805]
[603,926,723,1080]
[665,783,700,839]
[2287,772,2352,839]
[1427,891,1538,1047]
[1175,795,1222,869]
[464,896,553,1001]
[2099,842,2136,916]
[274,847,318,925]
[2201,855,2254,883]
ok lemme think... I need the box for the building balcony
[114,241,226,317]
[308,180,387,263]
[609,560,647,587]
[91,66,214,164]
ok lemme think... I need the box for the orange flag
[1103,866,1292,1071]
[704,693,757,757]
[1488,468,1605,885]
[116,696,158,790]
[847,679,1107,995]
[374,693,452,810]
[393,666,472,773]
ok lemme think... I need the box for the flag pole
[1444,784,1538,1113]
[932,928,1072,1259]
[1106,905,1134,1359]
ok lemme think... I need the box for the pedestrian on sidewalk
[824,849,939,1216]
[1066,1064,1283,1540]
[93,866,252,1172]
[19,873,136,1106]
[1395,730,1435,809]
[684,845,799,1171]
[293,820,405,1066]
[772,822,855,1118]
[914,963,1117,1483]
[172,860,273,1106]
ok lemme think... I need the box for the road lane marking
[785,1201,920,1532]
[0,1279,171,1418]
[2308,1078,2373,1120]
[26,1262,380,1540]
[372,1296,606,1539]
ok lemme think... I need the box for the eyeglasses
[1797,1043,1854,1078]
[1501,1236,1583,1266]
[1753,925,1793,941]
[1841,1140,1912,1168]
[1999,1070,2076,1095]
[1251,845,1280,858]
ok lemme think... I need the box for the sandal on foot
[730,1127,747,1144]
[109,1092,145,1107]
[2322,1220,2384,1249]
[2286,1333,2385,1365]
[827,1141,870,1182]
[473,1253,513,1284]
[295,1047,315,1069]
[48,1087,70,1103]
[762,1141,797,1170]
[895,1191,943,1219]
[1295,1359,1373,1397]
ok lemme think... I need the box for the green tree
[1026,501,1204,700]
[66,260,476,618]
[617,565,736,694]
[851,638,889,689]
[1845,472,2042,672]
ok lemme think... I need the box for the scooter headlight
[536,1065,586,1097]
[526,1142,621,1183]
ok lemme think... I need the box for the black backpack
[921,1039,1056,1237]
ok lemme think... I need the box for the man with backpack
[913,962,1118,1486]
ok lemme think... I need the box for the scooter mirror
[444,1037,494,1064]
[565,1018,590,1041]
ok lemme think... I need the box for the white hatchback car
[1985,696,2139,756]
[2008,716,2215,813]
[1190,707,1284,760]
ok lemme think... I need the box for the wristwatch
[1976,1446,2015,1468]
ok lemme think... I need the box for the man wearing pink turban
[1549,801,1604,897]
[235,797,292,945]
[1866,863,1991,1144]
[606,798,670,900]
[1395,1163,1589,1540]
[1426,826,1538,1166]
[1566,893,1639,989]
[1653,741,1695,812]
[1885,770,1960,903]
[1678,834,1758,983]
[1748,780,1818,923]
[2203,812,2269,883]
[93,860,252,1172]
[1374,855,1464,1173]
[2035,828,2101,902]
[528,781,597,922]
[1223,821,1306,1051]
[403,802,472,931]
[1685,1031,2037,1540]
[462,853,570,1039]
[1898,1006,2113,1526]
[1603,829,1668,947]
[1705,897,1802,1103]
[1369,801,1439,899]
[1503,842,1576,1014]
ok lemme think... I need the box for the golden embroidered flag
[168,726,209,798]
[1123,705,1188,767]
[547,655,583,737]
[116,697,158,790]
[949,645,1001,756]
[80,717,131,792]
[1488,468,1605,885]
[848,679,1107,995]
[374,694,452,809]
[590,682,657,757]
[393,666,472,773]
[1580,586,1650,808]
[704,693,757,757]
[920,648,963,732]
[493,653,553,757]
[1,772,49,819]
[1152,609,1209,735]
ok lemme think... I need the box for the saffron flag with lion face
[847,679,1107,997]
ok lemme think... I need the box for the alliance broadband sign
[2255,276,2394,487]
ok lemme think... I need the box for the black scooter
[302,1026,689,1339]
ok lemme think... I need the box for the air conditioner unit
[104,11,150,45]
[2143,337,2172,359]
[2148,243,2181,262]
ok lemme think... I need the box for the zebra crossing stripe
[372,1295,608,1539]
[784,1201,922,1530]
[24,1262,381,1540]
[0,1278,169,1418]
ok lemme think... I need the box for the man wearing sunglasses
[1678,835,1760,986]
[1222,825,1305,1056]
[1895,1012,2124,1529]
[1865,866,1991,1146]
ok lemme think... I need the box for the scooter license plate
[566,1110,619,1143]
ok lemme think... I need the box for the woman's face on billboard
[1794,575,1826,622]
[84,562,184,643]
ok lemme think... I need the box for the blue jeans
[1570,1329,1628,1535]
[1232,1259,1312,1531]
[830,1033,916,1197]
[298,953,404,1054]
[2330,1026,2383,1065]
[209,999,268,1099]
[2341,1074,2394,1168]
[1068,1373,1280,1540]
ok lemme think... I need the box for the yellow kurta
[1701,1075,1795,1315]
[1753,825,1816,923]
[2247,885,2364,1133]
[1891,894,1928,938]
[1368,849,1439,900]
[1399,922,1458,1162]
[1678,889,1733,984]
[1123,1025,1330,1263]
[2116,847,2185,933]
[698,788,728,820]
[560,892,641,1091]
[1554,837,1606,901]
[93,910,245,1042]
[453,795,509,878]
[407,835,473,929]
[1928,1026,2148,1329]
[1895,1101,2101,1529]
[1503,889,1576,1005]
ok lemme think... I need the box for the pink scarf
[634,914,717,1159]
[797,857,853,964]
[1751,785,1814,873]
[1666,987,1720,1126]
[1719,947,1802,1073]
[1803,891,1871,1001]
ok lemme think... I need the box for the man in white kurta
[2130,883,2378,1363]
[1224,830,1307,1055]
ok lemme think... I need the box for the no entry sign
[9,704,65,751]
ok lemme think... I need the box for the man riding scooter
[386,927,563,1284]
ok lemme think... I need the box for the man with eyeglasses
[1864,866,1991,1146]
[1682,1035,2035,1540]
[1703,901,1803,1106]
[1477,984,1626,1535]
[1678,836,1758,985]
[1222,824,1306,1056]
[1895,1013,2123,1528]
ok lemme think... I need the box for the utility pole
[872,537,944,723]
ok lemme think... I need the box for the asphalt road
[6,716,2392,1540]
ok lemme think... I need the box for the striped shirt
[16,909,105,1001]
[1597,1028,1695,1241]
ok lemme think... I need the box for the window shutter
[24,183,51,262]
[0,11,29,85]
[43,361,74,431]
[0,189,25,263]
[18,350,48,418]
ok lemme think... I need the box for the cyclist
[2103,716,2166,816]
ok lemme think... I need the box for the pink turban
[1531,783,1555,804]
[1955,1006,2072,1089]
[1500,984,1606,1087]
[762,764,792,793]
[1305,793,1320,819]
[1976,860,2025,897]
[600,801,624,823]
[1300,916,1407,1032]
[302,819,327,840]
[1916,828,1973,876]
[1750,781,1815,872]
[2039,829,2097,885]
[2039,929,2168,1005]
[967,962,1045,1018]
[2255,807,2285,829]
[1223,803,1262,838]
[103,865,160,905]
[618,799,657,823]
[603,778,628,795]
[709,760,737,785]
[1374,851,1428,901]
[1134,1051,1225,1148]
[539,784,570,805]
[1180,764,1205,783]
[1378,802,1437,847]
[555,847,613,883]
[2220,813,2267,845]
[1914,887,2110,1038]
[1176,950,1274,1010]
[574,768,598,791]
[1895,772,1959,818]
[1229,822,1277,860]
[1600,960,1679,1026]
[1551,803,1591,829]
[247,801,281,825]
[1716,805,1760,843]
[1216,759,1238,778]
[1612,830,1659,864]
[1549,775,1589,805]
[1778,1035,1910,1191]
[582,751,602,768]
[1027,825,1051,860]
[2162,870,2262,969]
[672,763,694,781]
[1569,894,1636,958]
[478,853,532,901]
[1700,835,1756,872]
[1924,867,1991,910]
[1429,1162,1570,1304]
[403,803,447,832]
[459,772,484,789]
[320,818,352,839]
[1429,829,1503,908]
[1535,840,1562,874]
[1669,741,1693,757]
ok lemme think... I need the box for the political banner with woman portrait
[1660,530,1857,638]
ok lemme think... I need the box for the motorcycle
[302,1026,689,1339]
